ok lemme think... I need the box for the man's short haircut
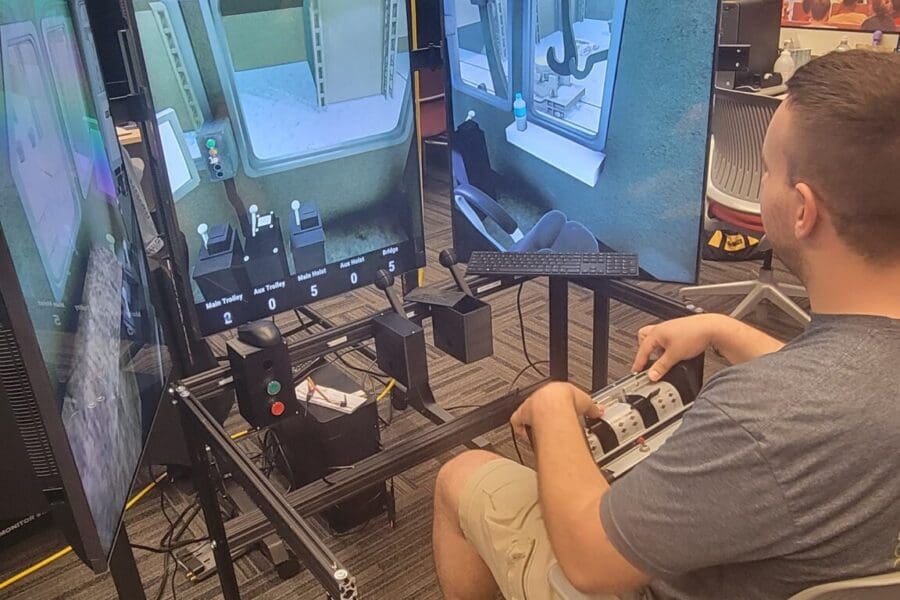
[785,51,900,263]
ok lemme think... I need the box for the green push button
[266,380,282,396]
[206,138,217,149]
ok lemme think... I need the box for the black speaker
[269,365,387,533]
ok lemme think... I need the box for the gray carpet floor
[0,166,807,599]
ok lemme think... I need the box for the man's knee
[434,450,503,514]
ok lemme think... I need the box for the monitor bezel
[0,0,171,570]
[0,227,171,572]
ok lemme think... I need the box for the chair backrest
[708,88,781,209]
[788,571,900,600]
[453,119,498,198]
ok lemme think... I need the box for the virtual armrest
[453,183,519,235]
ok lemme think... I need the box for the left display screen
[0,0,169,564]
[129,0,426,335]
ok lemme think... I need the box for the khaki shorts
[458,458,643,600]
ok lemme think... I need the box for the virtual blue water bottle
[514,92,527,131]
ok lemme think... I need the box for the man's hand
[632,314,723,381]
[510,382,604,440]
[633,313,784,380]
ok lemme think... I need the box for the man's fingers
[632,335,660,373]
[637,325,654,345]
[585,403,605,420]
[509,410,528,441]
[649,350,676,382]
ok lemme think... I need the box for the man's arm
[633,314,784,380]
[512,384,650,594]
[709,314,784,365]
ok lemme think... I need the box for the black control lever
[439,249,473,296]
[374,269,406,316]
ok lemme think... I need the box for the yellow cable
[0,546,73,590]
[230,429,251,441]
[376,379,397,402]
[0,429,252,590]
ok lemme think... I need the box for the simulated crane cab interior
[130,0,426,334]
[445,0,719,284]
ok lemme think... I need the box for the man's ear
[793,182,820,241]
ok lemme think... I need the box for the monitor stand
[109,525,147,600]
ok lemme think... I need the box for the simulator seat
[549,565,900,600]
[452,118,598,259]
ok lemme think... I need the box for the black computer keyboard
[465,251,640,278]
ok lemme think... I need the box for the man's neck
[805,258,900,319]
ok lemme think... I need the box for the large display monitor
[126,0,427,335]
[0,0,169,571]
[443,0,719,284]
[782,0,899,32]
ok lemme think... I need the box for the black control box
[227,322,299,428]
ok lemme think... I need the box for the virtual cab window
[445,0,512,108]
[446,0,625,150]
[202,0,413,175]
[526,0,625,149]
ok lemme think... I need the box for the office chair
[547,567,900,600]
[451,116,599,258]
[418,68,448,179]
[680,88,809,325]
[788,571,900,600]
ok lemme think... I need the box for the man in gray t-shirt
[432,52,900,599]
[602,313,900,599]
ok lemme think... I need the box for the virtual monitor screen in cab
[444,0,718,284]
[138,0,427,335]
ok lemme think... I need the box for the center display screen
[129,0,426,335]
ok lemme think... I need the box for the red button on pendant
[270,401,286,416]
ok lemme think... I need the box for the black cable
[335,353,389,381]
[263,429,295,487]
[506,360,551,395]
[154,551,170,600]
[131,538,211,554]
[516,283,546,377]
[445,404,486,411]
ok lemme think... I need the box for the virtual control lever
[374,269,406,316]
[439,249,473,296]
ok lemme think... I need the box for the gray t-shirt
[600,314,900,599]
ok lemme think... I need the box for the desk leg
[591,291,610,392]
[549,277,569,381]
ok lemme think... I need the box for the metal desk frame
[171,276,700,598]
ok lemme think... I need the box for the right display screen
[444,0,718,283]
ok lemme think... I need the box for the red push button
[270,401,285,416]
